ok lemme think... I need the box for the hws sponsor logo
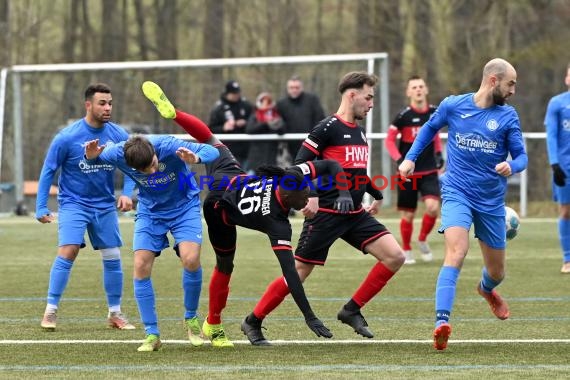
[345,146,368,166]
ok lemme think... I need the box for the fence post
[520,136,528,217]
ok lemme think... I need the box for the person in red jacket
[385,75,444,264]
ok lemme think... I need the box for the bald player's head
[481,58,517,106]
[482,58,515,81]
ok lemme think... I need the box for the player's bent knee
[179,253,201,271]
[58,245,81,260]
[383,249,406,270]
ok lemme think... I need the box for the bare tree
[429,0,460,93]
[61,1,80,120]
[356,0,371,52]
[154,0,178,60]
[203,0,224,58]
[79,0,94,62]
[280,0,300,55]
[399,0,419,79]
[133,0,149,60]
[101,0,123,61]
[0,0,10,66]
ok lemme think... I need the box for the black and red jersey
[220,176,293,251]
[218,161,323,251]
[386,105,442,174]
[295,114,381,212]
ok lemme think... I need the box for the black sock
[247,312,263,325]
[344,299,360,312]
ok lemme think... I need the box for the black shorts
[294,210,390,265]
[206,144,246,191]
[203,191,237,255]
[397,172,441,211]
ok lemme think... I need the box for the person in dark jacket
[208,80,254,170]
[276,75,326,160]
[246,92,285,170]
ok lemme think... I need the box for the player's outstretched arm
[36,164,57,223]
[273,249,333,338]
[304,315,332,338]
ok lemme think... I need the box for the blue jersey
[405,93,527,211]
[36,119,132,218]
[96,135,219,217]
[544,91,570,170]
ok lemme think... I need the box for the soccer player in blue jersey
[399,58,528,351]
[545,63,570,274]
[36,83,136,332]
[85,134,219,352]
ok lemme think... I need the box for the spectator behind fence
[246,92,285,169]
[276,75,326,161]
[208,80,254,170]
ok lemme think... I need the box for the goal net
[0,53,391,213]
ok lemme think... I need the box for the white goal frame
[0,53,536,216]
[0,53,392,209]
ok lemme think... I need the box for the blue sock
[134,278,159,336]
[102,259,123,309]
[558,219,570,263]
[435,266,460,327]
[183,267,202,320]
[47,256,74,307]
[479,267,501,293]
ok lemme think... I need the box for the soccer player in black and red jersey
[142,81,354,347]
[241,71,406,344]
[385,76,444,265]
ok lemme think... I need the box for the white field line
[2,338,570,345]
[0,217,560,225]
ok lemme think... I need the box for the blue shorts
[58,206,122,250]
[552,180,570,204]
[438,198,506,250]
[133,202,203,255]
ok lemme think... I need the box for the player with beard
[242,71,406,345]
[399,58,528,350]
[36,83,136,332]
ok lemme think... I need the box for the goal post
[0,53,392,213]
[0,53,540,217]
